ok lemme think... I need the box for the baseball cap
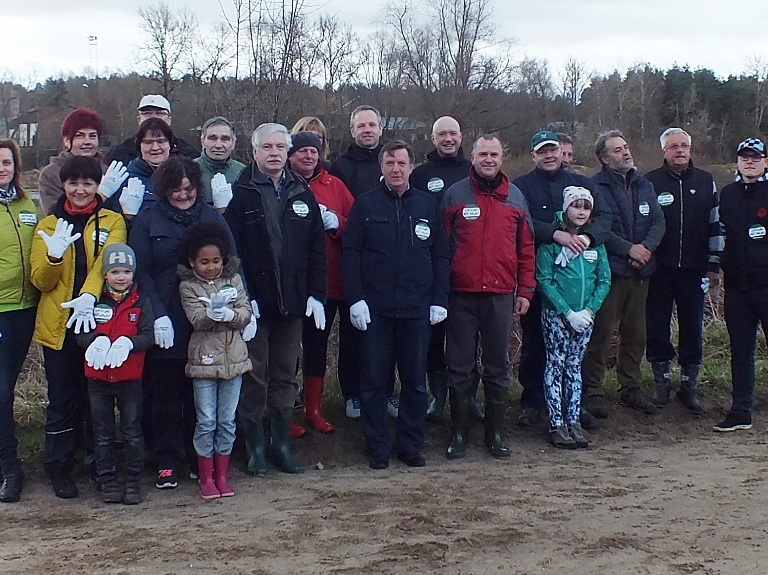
[531,130,560,152]
[138,95,171,113]
[737,138,766,156]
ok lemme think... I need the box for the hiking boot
[579,408,598,430]
[48,462,79,499]
[619,387,657,415]
[446,388,470,460]
[426,371,448,422]
[345,397,361,419]
[387,396,399,418]
[584,395,610,419]
[397,451,426,467]
[517,407,542,427]
[123,473,141,505]
[369,454,389,470]
[713,412,752,432]
[547,424,576,449]
[100,476,122,504]
[483,387,510,458]
[677,364,704,415]
[568,422,589,448]
[155,468,178,489]
[0,473,24,503]
[650,361,672,408]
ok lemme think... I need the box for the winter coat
[76,283,155,383]
[38,151,108,216]
[410,148,472,205]
[31,199,127,350]
[329,143,382,198]
[535,212,611,317]
[0,196,39,313]
[195,152,246,205]
[644,160,722,273]
[590,165,666,278]
[441,168,536,299]
[178,257,253,380]
[106,157,158,216]
[513,166,611,247]
[106,135,199,167]
[342,181,450,318]
[225,165,326,318]
[128,199,236,360]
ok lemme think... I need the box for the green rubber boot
[243,417,267,476]
[269,415,304,474]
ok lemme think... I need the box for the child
[77,243,154,504]
[535,187,611,449]
[178,221,252,499]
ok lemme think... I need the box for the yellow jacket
[31,207,127,350]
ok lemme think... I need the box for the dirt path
[2,400,767,575]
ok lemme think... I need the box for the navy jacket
[107,135,199,166]
[410,148,471,204]
[342,182,450,318]
[106,157,158,217]
[329,143,382,198]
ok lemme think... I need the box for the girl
[178,221,252,499]
[535,186,611,449]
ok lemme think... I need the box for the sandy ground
[2,396,767,575]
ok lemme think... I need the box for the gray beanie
[102,243,137,275]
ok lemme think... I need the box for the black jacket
[225,165,326,318]
[106,135,199,166]
[719,179,768,290]
[410,148,471,204]
[329,143,382,198]
[513,166,610,247]
[644,161,722,273]
[591,165,666,278]
[342,182,450,318]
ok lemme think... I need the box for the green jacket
[0,197,40,312]
[535,212,611,317]
[194,153,246,205]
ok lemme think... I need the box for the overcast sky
[4,0,768,85]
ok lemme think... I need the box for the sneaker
[619,387,657,415]
[713,412,752,432]
[345,397,361,419]
[547,424,576,449]
[101,479,122,504]
[155,469,178,489]
[568,422,589,448]
[387,396,399,418]
[517,407,542,427]
[189,471,199,480]
[584,395,610,419]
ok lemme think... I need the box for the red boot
[304,376,335,433]
[213,454,234,497]
[197,456,220,500]
[289,422,307,439]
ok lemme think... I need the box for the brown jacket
[178,257,252,380]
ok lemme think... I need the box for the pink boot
[197,456,220,500]
[214,454,234,497]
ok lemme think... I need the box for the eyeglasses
[738,155,765,163]
[141,137,169,147]
[139,110,170,117]
[664,143,691,151]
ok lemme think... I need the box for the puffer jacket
[178,257,253,380]
[0,196,39,313]
[38,151,108,216]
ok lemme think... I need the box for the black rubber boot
[426,371,448,422]
[677,364,704,415]
[650,361,672,407]
[47,461,79,499]
[243,417,268,476]
[269,415,304,474]
[468,371,485,422]
[483,387,510,458]
[446,388,471,459]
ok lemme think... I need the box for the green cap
[531,130,560,152]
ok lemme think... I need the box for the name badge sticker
[427,178,444,193]
[414,221,431,240]
[18,211,37,226]
[582,249,598,263]
[462,204,481,221]
[749,224,766,240]
[657,192,674,207]
[292,200,309,218]
[93,304,114,324]
[219,284,238,302]
[639,202,650,216]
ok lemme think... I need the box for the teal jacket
[195,153,246,205]
[535,212,611,317]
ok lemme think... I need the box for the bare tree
[559,56,587,129]
[745,54,768,131]
[516,57,555,125]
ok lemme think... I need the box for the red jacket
[305,165,355,300]
[441,168,536,298]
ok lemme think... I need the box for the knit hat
[102,243,137,275]
[563,186,593,211]
[61,108,103,140]
[288,131,322,157]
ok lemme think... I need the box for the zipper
[677,178,683,268]
[578,252,585,309]
[409,216,414,246]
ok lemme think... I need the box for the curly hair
[180,220,232,265]
[151,156,204,200]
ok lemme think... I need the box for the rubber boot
[213,453,234,497]
[483,386,510,458]
[242,417,268,476]
[650,361,672,408]
[677,364,704,415]
[270,415,304,474]
[197,456,220,500]
[446,388,470,459]
[289,422,307,438]
[303,376,334,433]
[468,371,485,421]
[426,371,448,422]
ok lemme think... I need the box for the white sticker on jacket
[462,204,481,221]
[18,211,37,226]
[414,221,431,240]
[93,304,114,324]
[92,228,109,246]
[292,200,309,218]
[749,224,766,240]
[582,249,598,263]
[639,202,650,216]
[202,354,214,365]
[657,192,674,207]
[219,285,238,302]
[427,178,444,193]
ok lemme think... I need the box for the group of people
[1,93,767,505]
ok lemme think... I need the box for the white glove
[61,293,96,334]
[321,209,339,231]
[305,296,326,330]
[119,177,146,216]
[566,310,593,333]
[211,173,233,209]
[38,218,81,259]
[350,300,371,331]
[555,246,579,267]
[577,234,591,248]
[105,336,133,368]
[701,277,710,294]
[208,306,235,322]
[154,315,175,349]
[98,161,128,199]
[429,305,447,325]
[85,335,112,370]
[241,299,260,341]
[199,292,234,321]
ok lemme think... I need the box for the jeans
[88,379,144,477]
[193,376,242,457]
[0,307,36,476]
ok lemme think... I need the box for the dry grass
[15,344,48,429]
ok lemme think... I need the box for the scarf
[0,184,18,205]
[105,284,131,303]
[158,196,204,226]
[63,197,98,215]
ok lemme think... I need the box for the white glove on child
[566,310,593,333]
[200,292,235,322]
[106,336,133,368]
[98,161,128,199]
[350,300,371,331]
[85,335,112,370]
[61,293,97,334]
[429,305,447,325]
[211,173,233,209]
[38,218,81,259]
[154,316,175,349]
[305,296,326,330]
[119,178,145,216]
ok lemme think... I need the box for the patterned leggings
[541,309,594,427]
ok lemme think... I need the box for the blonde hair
[291,116,329,160]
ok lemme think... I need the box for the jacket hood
[127,156,156,179]
[176,255,241,282]
[425,147,467,165]
[344,142,382,162]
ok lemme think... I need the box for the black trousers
[517,292,546,409]
[150,357,196,471]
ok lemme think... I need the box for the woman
[31,155,127,499]
[0,140,39,503]
[129,156,237,490]
[291,116,330,167]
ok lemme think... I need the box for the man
[409,116,479,422]
[106,95,199,166]
[342,140,450,470]
[644,128,722,414]
[512,130,609,427]
[582,130,666,417]
[194,116,245,206]
[329,105,384,198]
[442,134,535,459]
[557,133,575,170]
[715,138,768,432]
[225,123,326,475]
